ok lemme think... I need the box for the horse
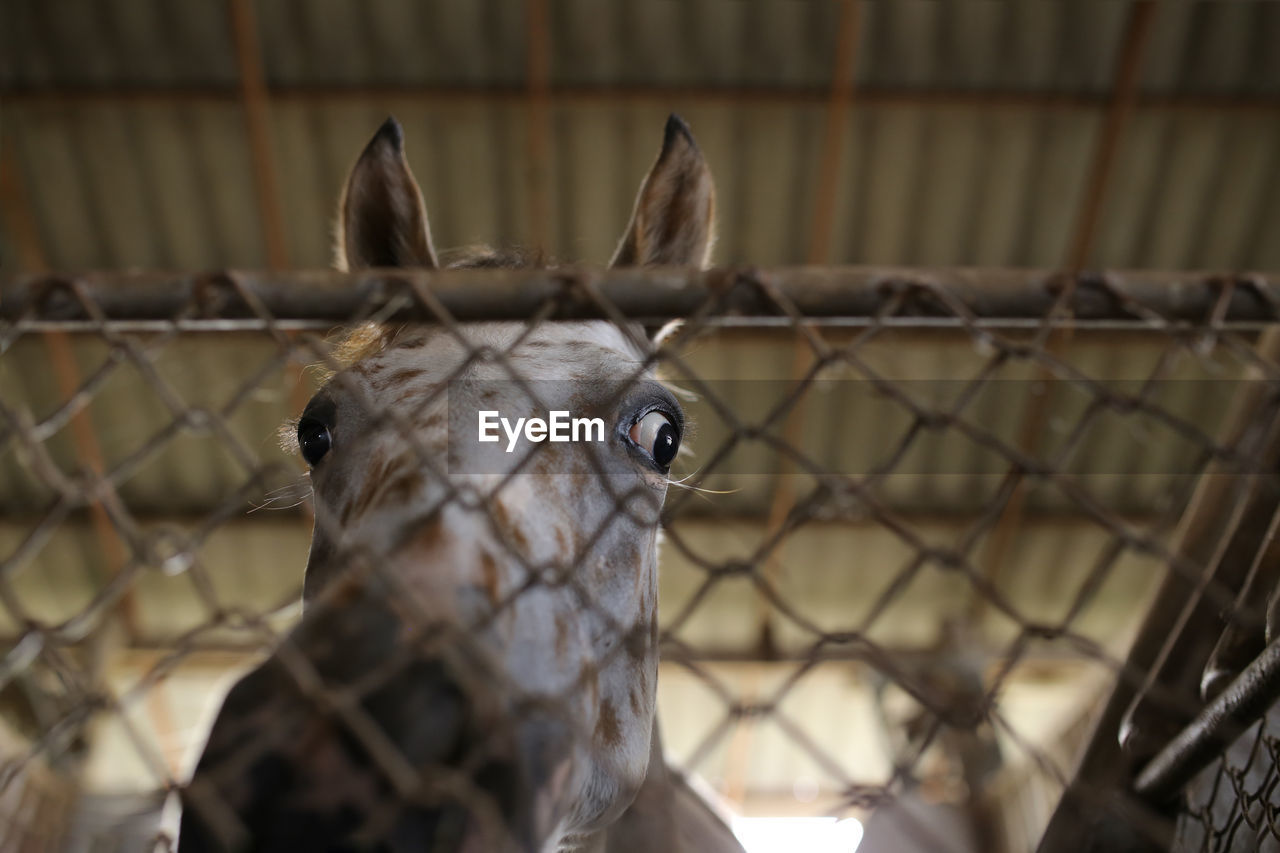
[177,114,744,853]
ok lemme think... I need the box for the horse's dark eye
[629,411,679,470]
[298,417,332,466]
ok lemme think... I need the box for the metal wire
[3,267,1280,851]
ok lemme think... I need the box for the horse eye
[297,416,332,466]
[629,411,679,469]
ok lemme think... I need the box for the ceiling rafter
[970,0,1161,629]
[228,0,289,271]
[2,85,1272,115]
[524,0,553,251]
[1067,0,1161,271]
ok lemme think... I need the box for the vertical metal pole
[973,0,1159,631]
[228,0,289,271]
[525,0,553,252]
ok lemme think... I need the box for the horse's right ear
[336,117,438,271]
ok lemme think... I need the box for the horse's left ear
[611,114,716,269]
[337,116,438,270]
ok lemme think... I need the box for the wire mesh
[1175,706,1280,853]
[2,267,1280,851]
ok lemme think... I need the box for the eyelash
[626,405,683,470]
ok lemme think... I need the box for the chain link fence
[3,267,1280,851]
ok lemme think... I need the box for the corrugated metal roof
[7,101,1279,271]
[3,0,1279,828]
[6,1,1279,94]
[3,1,1279,272]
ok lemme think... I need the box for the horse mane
[331,245,550,366]
[276,245,554,454]
[440,245,549,270]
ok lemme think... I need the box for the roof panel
[1251,166,1280,271]
[967,110,1042,266]
[1143,118,1228,269]
[13,106,109,269]
[1143,1,1280,96]
[1191,115,1280,269]
[73,105,166,268]
[5,0,1279,97]
[1019,111,1098,267]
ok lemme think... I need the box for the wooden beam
[1067,0,1160,270]
[806,0,862,265]
[2,85,1273,115]
[753,0,863,658]
[227,0,288,270]
[0,147,139,639]
[971,1,1161,629]
[524,0,553,251]
[226,0,316,445]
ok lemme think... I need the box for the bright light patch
[731,816,864,853]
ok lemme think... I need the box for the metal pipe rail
[1134,638,1280,803]
[1,267,1278,331]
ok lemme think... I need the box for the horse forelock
[325,245,644,375]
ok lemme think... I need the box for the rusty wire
[3,267,1280,850]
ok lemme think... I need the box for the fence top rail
[2,267,1278,331]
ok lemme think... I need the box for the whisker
[247,476,312,513]
[664,467,739,496]
[666,383,700,403]
[248,495,310,513]
[665,481,738,496]
[258,481,303,498]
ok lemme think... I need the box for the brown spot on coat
[624,618,651,663]
[382,468,423,505]
[343,448,388,522]
[412,520,444,553]
[372,367,426,392]
[489,500,529,551]
[554,614,569,658]
[596,698,622,747]
[394,386,422,405]
[416,409,445,431]
[328,575,369,608]
[480,551,500,605]
[529,450,558,479]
